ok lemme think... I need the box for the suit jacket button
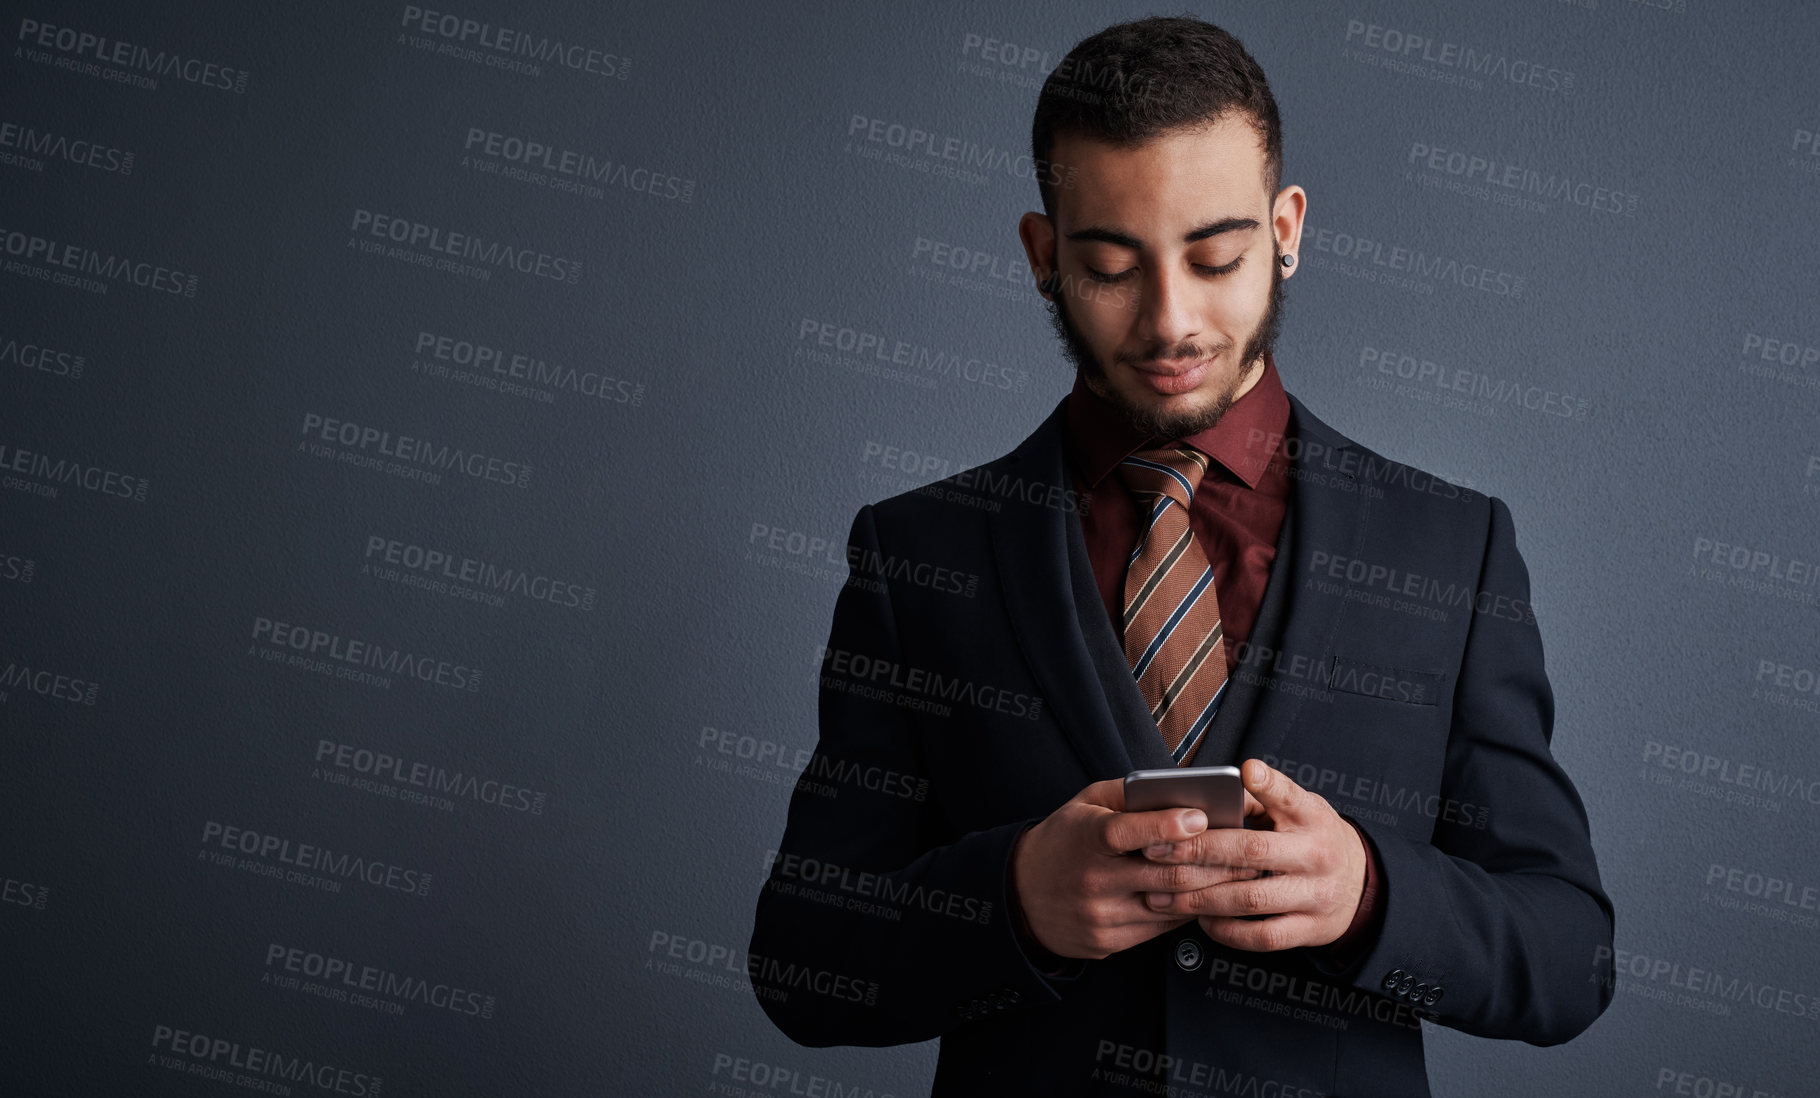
[1411,982,1430,1002]
[1382,968,1406,991]
[1175,939,1205,971]
[1396,975,1416,996]
[1006,990,1022,1004]
[1424,986,1444,1005]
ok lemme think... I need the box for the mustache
[1123,343,1230,369]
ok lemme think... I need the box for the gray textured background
[5,1,1818,1094]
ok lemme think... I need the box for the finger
[1146,825,1314,874]
[1241,759,1315,826]
[1199,912,1322,952]
[1145,873,1310,917]
[1242,788,1267,819]
[1079,894,1200,932]
[1105,905,1200,930]
[1122,859,1262,895]
[1098,806,1207,857]
[1078,777,1128,811]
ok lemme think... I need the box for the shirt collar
[1064,351,1292,492]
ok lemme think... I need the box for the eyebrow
[1064,217,1261,249]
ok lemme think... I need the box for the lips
[1132,358,1210,396]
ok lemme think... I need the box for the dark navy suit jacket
[750,391,1615,1097]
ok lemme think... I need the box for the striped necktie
[1116,447,1227,767]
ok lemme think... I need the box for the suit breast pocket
[1326,654,1446,707]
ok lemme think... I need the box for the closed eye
[1084,256,1246,284]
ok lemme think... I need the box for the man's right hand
[1008,778,1265,960]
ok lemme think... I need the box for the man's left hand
[1139,758,1366,951]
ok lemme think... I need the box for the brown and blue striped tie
[1117,447,1227,766]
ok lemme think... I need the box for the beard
[1049,242,1286,441]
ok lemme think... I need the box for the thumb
[1241,759,1310,824]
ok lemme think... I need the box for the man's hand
[1009,778,1267,960]
[1139,759,1367,952]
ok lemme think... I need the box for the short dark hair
[1031,15,1283,221]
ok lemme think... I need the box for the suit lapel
[1227,394,1374,767]
[990,399,1138,781]
[1186,478,1298,767]
[1065,496,1177,771]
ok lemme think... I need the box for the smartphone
[1123,765,1245,830]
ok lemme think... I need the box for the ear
[1018,210,1058,297]
[1271,185,1307,276]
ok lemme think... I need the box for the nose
[1131,262,1200,352]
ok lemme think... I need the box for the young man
[751,16,1613,1096]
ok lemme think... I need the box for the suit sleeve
[1327,494,1616,1045]
[748,503,1073,1047]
